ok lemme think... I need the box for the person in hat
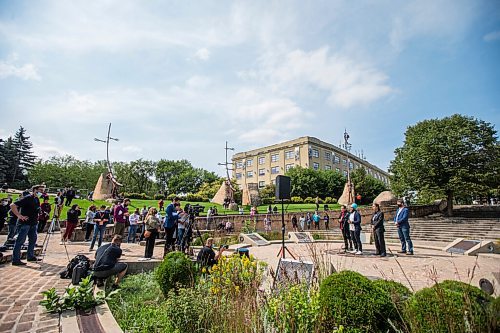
[348,203,363,255]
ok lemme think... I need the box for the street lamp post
[343,129,354,204]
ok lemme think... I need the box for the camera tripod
[39,205,70,267]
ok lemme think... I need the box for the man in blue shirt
[163,197,180,256]
[394,199,414,255]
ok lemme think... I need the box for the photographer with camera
[61,204,81,244]
[163,197,180,256]
[197,237,228,269]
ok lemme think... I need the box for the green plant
[242,219,256,234]
[186,193,205,202]
[405,281,494,333]
[155,251,196,297]
[372,279,412,307]
[318,270,394,332]
[40,276,118,313]
[324,196,337,204]
[304,196,315,204]
[265,284,321,333]
[258,231,282,241]
[291,196,303,203]
[153,194,165,200]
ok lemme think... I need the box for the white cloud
[244,47,393,108]
[0,57,41,81]
[122,145,142,154]
[483,31,500,42]
[194,48,211,61]
[186,75,211,89]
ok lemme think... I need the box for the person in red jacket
[158,199,164,212]
[37,197,52,233]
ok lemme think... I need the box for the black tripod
[276,198,295,259]
[39,204,70,267]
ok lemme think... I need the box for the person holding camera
[164,197,180,255]
[197,237,227,268]
[90,205,109,251]
[61,204,81,244]
[10,185,43,265]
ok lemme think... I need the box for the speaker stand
[276,198,296,260]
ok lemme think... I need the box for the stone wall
[195,204,441,233]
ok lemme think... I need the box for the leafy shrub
[291,196,303,203]
[40,276,116,313]
[405,281,494,333]
[324,196,337,204]
[304,196,315,203]
[261,196,275,205]
[258,231,282,241]
[186,193,206,202]
[155,251,196,297]
[166,193,177,201]
[192,232,210,246]
[265,284,320,333]
[318,270,394,332]
[153,194,165,200]
[372,279,412,307]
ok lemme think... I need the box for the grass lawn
[0,192,341,217]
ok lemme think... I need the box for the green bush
[153,194,165,200]
[324,196,337,204]
[186,193,206,202]
[265,284,320,333]
[405,281,494,333]
[318,270,394,332]
[164,286,214,332]
[166,193,177,201]
[155,252,196,297]
[261,196,275,205]
[258,231,281,241]
[291,196,303,203]
[304,196,315,204]
[372,279,412,307]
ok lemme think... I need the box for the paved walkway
[1,233,499,333]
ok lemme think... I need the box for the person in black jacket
[65,187,76,206]
[338,205,353,252]
[371,203,386,257]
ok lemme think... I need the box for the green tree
[389,114,499,215]
[285,166,346,199]
[350,168,387,205]
[319,170,346,199]
[259,184,276,204]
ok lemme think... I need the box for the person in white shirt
[299,215,306,231]
[127,209,140,243]
[84,206,96,242]
[176,210,189,252]
[206,207,213,229]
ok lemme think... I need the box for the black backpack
[60,254,90,279]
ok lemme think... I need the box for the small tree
[389,114,499,215]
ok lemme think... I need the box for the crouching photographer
[92,235,128,289]
[196,237,228,269]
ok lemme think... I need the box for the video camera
[185,204,204,217]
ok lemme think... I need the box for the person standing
[306,212,312,230]
[158,198,164,212]
[176,209,189,252]
[10,185,43,265]
[348,203,362,255]
[164,197,180,255]
[144,207,160,259]
[61,204,81,243]
[54,191,64,219]
[264,215,271,233]
[84,205,96,241]
[394,199,413,255]
[339,205,353,252]
[65,186,75,206]
[250,206,256,222]
[371,203,386,257]
[90,205,109,251]
[299,215,305,231]
[0,198,9,233]
[113,199,130,237]
[127,208,140,243]
[315,196,320,211]
[323,212,330,230]
[291,215,298,232]
[206,207,213,229]
[37,197,52,233]
[141,205,148,221]
[313,211,321,230]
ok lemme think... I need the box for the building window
[285,164,294,172]
[246,159,253,167]
[247,171,253,178]
[312,148,319,158]
[343,170,348,176]
[259,181,265,188]
[236,173,242,179]
[271,154,279,162]
[334,156,340,164]
[325,165,332,170]
[342,159,347,166]
[236,161,243,169]
[258,168,265,176]
[258,156,265,165]
[324,151,331,161]
[271,179,276,185]
[271,166,280,174]
[313,162,319,170]
[349,162,353,170]
[285,150,294,160]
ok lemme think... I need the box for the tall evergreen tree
[0,139,8,184]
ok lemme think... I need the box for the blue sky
[0,0,499,175]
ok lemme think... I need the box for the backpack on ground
[71,261,90,285]
[60,254,90,279]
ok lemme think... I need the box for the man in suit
[394,199,413,255]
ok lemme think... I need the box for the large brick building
[232,136,390,189]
